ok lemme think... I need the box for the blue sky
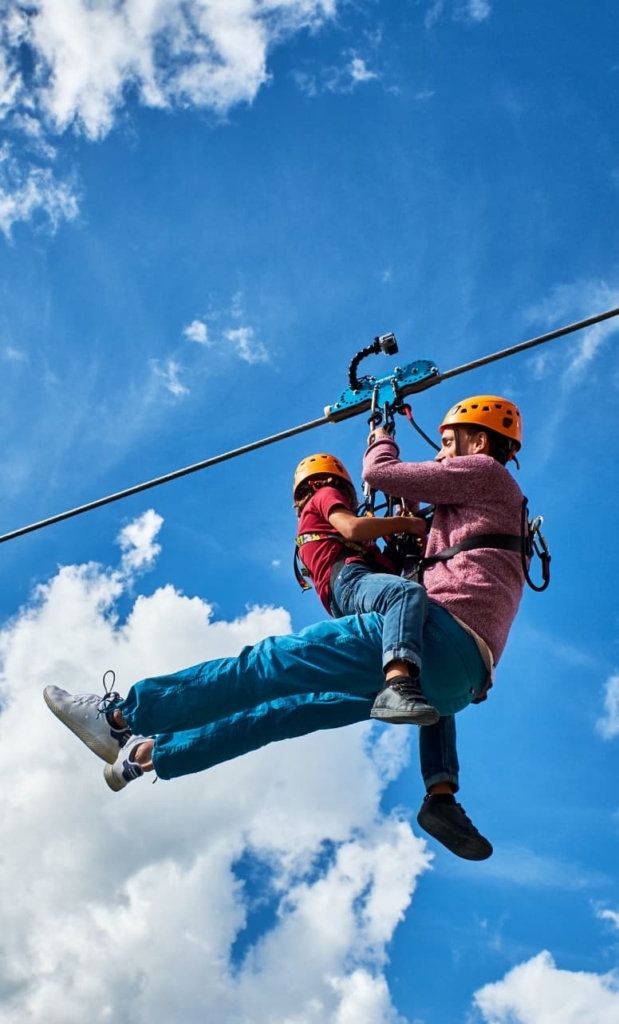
[1,2,619,1022]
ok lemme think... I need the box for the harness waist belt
[423,533,522,567]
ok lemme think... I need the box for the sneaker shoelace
[454,803,477,830]
[389,675,425,702]
[97,669,122,718]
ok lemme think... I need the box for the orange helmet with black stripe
[439,395,522,458]
[293,454,353,500]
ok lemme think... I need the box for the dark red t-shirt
[297,486,397,612]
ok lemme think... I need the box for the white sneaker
[43,685,131,764]
[103,736,149,792]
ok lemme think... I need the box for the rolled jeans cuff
[423,770,460,794]
[382,647,422,673]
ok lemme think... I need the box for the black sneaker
[417,794,493,861]
[370,675,440,726]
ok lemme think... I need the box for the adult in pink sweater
[363,395,525,853]
[363,427,524,670]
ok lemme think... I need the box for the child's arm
[328,506,426,543]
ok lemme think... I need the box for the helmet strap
[309,477,333,493]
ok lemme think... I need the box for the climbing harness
[294,528,392,603]
[1,305,618,546]
[293,531,366,591]
[419,501,551,592]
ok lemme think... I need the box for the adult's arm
[362,436,503,507]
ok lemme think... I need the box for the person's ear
[474,431,489,454]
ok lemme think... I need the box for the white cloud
[0,2,339,230]
[480,843,609,891]
[596,673,619,740]
[293,49,379,97]
[474,950,619,1024]
[183,318,210,345]
[522,279,619,465]
[1,1,339,141]
[425,0,492,29]
[465,0,492,22]
[3,345,28,361]
[117,509,163,573]
[325,53,380,94]
[184,293,270,364]
[596,906,619,931]
[224,325,269,364]
[231,289,244,319]
[525,280,619,384]
[349,56,377,84]
[0,512,431,1023]
[0,142,78,238]
[151,357,189,396]
[291,68,319,96]
[425,0,447,29]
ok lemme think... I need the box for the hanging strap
[422,533,522,568]
[295,532,365,554]
[294,532,366,592]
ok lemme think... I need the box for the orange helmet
[439,395,522,455]
[293,454,353,500]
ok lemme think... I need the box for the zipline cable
[0,416,329,545]
[2,304,619,547]
[433,305,619,385]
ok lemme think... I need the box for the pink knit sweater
[363,437,525,664]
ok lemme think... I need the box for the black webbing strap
[422,533,522,568]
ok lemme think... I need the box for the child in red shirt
[294,453,438,725]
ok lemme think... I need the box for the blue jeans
[331,562,428,672]
[420,715,460,792]
[119,607,486,784]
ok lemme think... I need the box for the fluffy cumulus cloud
[474,951,619,1024]
[1,1,339,140]
[183,319,210,345]
[0,1,338,233]
[0,510,430,1024]
[117,508,163,572]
